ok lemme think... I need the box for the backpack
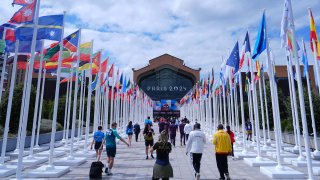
[126,127,133,134]
[89,161,104,178]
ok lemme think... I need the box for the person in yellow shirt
[212,124,232,180]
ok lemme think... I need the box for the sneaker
[151,154,154,159]
[107,169,113,176]
[105,167,108,174]
[146,156,149,159]
[225,173,231,180]
[196,173,200,180]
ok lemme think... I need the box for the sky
[1,0,320,80]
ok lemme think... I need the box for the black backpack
[89,161,104,179]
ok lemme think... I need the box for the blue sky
[1,0,320,80]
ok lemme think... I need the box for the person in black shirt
[150,130,173,180]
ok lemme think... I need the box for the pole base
[260,166,304,179]
[36,151,65,158]
[53,157,87,166]
[234,151,256,160]
[0,165,17,178]
[25,165,70,178]
[9,156,48,166]
[244,157,277,167]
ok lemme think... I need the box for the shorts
[145,140,154,147]
[246,130,252,134]
[94,142,102,150]
[127,132,133,136]
[106,147,116,157]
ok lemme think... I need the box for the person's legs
[186,134,189,141]
[180,133,183,146]
[193,153,202,174]
[215,154,225,179]
[135,133,138,142]
[172,135,176,147]
[128,135,132,146]
[182,133,185,145]
[97,149,102,161]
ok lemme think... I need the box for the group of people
[90,116,235,180]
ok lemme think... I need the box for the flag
[0,40,5,53]
[63,30,80,52]
[226,41,240,73]
[10,0,36,23]
[101,58,108,73]
[5,40,42,53]
[309,9,320,60]
[281,0,291,48]
[16,15,63,41]
[252,12,267,60]
[91,74,98,91]
[254,61,261,82]
[122,77,127,93]
[301,39,309,77]
[108,64,114,77]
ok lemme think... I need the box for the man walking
[212,124,232,180]
[133,122,141,142]
[179,120,186,146]
[186,123,206,180]
[144,116,153,127]
[105,122,129,176]
[184,120,192,141]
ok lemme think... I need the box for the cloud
[1,0,320,80]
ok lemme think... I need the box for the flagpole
[93,54,102,132]
[35,68,46,147]
[29,40,45,157]
[286,58,299,151]
[62,78,70,142]
[0,53,8,105]
[47,11,66,168]
[0,41,19,166]
[65,70,73,146]
[77,72,84,141]
[303,38,320,154]
[84,40,94,153]
[258,74,267,148]
[238,71,247,153]
[69,29,82,158]
[80,72,86,140]
[105,85,109,129]
[16,0,42,177]
[262,74,271,144]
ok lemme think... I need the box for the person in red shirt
[226,125,235,159]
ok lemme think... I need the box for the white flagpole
[248,82,254,143]
[35,68,46,147]
[219,87,223,125]
[16,0,42,177]
[286,59,299,150]
[105,85,109,129]
[0,53,7,104]
[80,72,86,138]
[69,29,82,157]
[47,11,66,168]
[0,41,19,165]
[29,40,45,157]
[258,75,267,148]
[65,70,73,145]
[93,56,102,132]
[84,40,94,153]
[262,75,271,143]
[62,78,70,142]
[238,71,247,153]
[222,84,227,126]
[288,2,313,177]
[303,38,320,154]
[77,72,84,140]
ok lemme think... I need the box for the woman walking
[226,125,235,159]
[150,130,173,180]
[143,124,155,159]
[126,121,134,146]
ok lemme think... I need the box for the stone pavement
[57,129,272,180]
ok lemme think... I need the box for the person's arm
[120,137,129,147]
[114,130,129,147]
[90,139,95,149]
[212,133,217,146]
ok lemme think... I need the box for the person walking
[133,122,141,142]
[150,130,173,180]
[245,121,252,141]
[105,122,129,176]
[179,120,186,146]
[212,124,232,180]
[126,121,134,146]
[184,121,193,141]
[143,124,155,159]
[226,125,235,159]
[185,123,206,180]
[145,116,153,127]
[158,118,165,133]
[169,121,178,147]
[90,125,105,161]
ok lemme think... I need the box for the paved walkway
[58,127,272,180]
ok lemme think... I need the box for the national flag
[301,39,309,77]
[108,64,114,77]
[16,15,63,41]
[252,12,267,60]
[309,9,320,60]
[126,79,131,88]
[240,32,251,69]
[63,30,80,52]
[281,0,291,48]
[226,41,240,73]
[5,40,42,53]
[101,58,108,73]
[254,60,261,82]
[122,77,127,93]
[10,0,36,23]
[91,74,98,91]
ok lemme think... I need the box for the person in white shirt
[184,120,193,141]
[185,123,206,180]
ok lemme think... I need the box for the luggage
[89,161,104,178]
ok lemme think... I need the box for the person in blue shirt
[126,121,134,146]
[145,116,153,126]
[91,126,105,161]
[105,122,129,176]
